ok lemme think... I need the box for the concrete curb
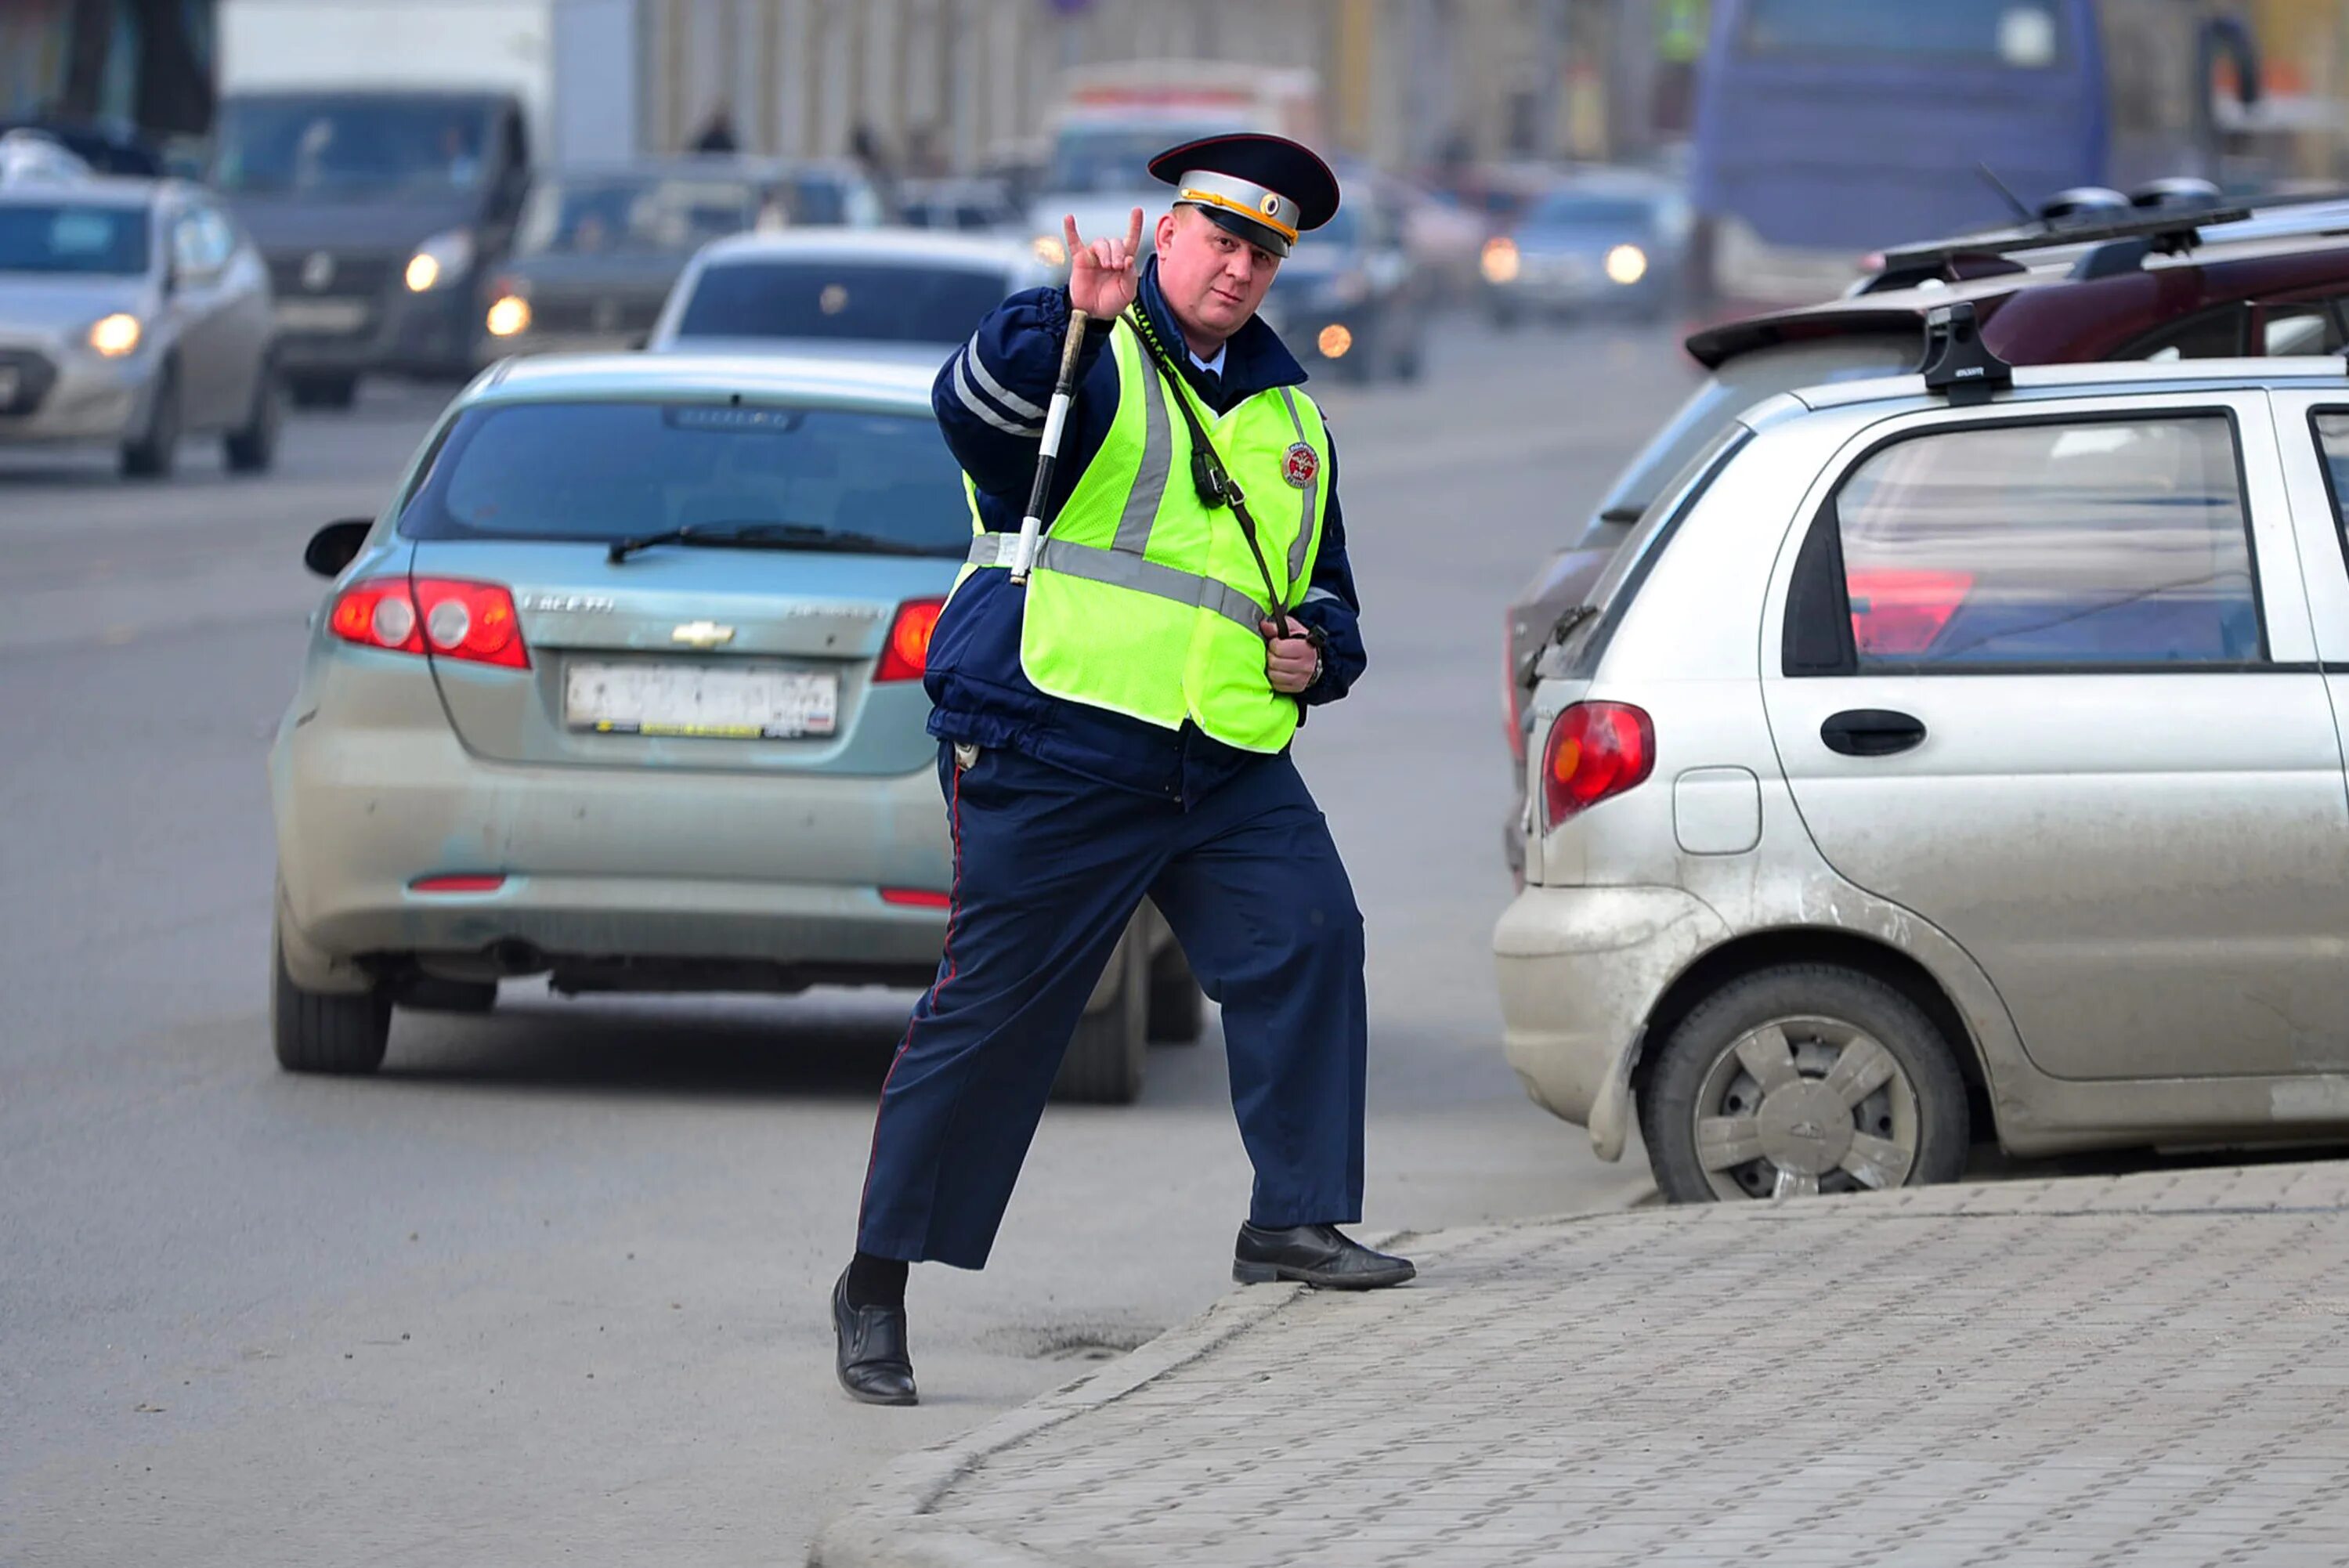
[808,1177,1659,1568]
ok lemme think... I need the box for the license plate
[564,661,839,740]
[274,298,370,334]
[0,365,18,406]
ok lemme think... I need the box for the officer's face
[1155,207,1280,343]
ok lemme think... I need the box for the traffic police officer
[833,133,1414,1407]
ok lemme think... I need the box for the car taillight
[1541,701,1654,828]
[328,577,529,669]
[875,598,945,682]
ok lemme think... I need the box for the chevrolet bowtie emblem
[670,620,735,649]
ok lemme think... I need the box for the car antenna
[1921,300,2014,406]
[1975,162,2038,229]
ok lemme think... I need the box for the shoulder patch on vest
[1281,442,1319,490]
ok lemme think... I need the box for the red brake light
[1541,701,1654,828]
[880,887,952,909]
[876,598,945,682]
[327,579,424,654]
[1847,569,1973,658]
[410,873,508,894]
[329,577,529,668]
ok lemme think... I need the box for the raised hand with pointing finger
[1064,207,1147,319]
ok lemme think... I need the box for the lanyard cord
[1122,309,1300,642]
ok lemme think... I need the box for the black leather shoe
[833,1270,918,1406]
[1233,1223,1416,1290]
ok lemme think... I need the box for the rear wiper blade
[607,521,946,563]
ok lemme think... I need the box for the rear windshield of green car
[397,400,970,554]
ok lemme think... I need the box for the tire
[224,364,281,473]
[287,373,358,410]
[119,363,179,479]
[272,922,391,1075]
[1638,964,1968,1205]
[1052,931,1147,1104]
[1147,939,1205,1045]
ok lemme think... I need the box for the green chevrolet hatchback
[269,352,1195,1101]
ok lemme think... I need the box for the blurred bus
[1687,0,2260,313]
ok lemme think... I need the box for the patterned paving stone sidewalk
[814,1162,2349,1568]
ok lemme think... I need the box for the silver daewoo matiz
[1498,310,2349,1201]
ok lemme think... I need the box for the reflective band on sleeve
[1302,586,1343,606]
[952,352,1041,436]
[967,532,1266,631]
[962,333,1046,420]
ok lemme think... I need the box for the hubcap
[1689,1016,1921,1201]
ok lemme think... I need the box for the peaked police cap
[1147,132,1340,258]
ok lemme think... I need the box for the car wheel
[224,364,282,473]
[118,362,179,479]
[272,921,391,1075]
[1053,930,1147,1104]
[1147,939,1205,1045]
[287,373,358,410]
[1639,964,1968,1204]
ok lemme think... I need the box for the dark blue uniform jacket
[925,256,1365,806]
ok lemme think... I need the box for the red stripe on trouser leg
[858,760,964,1228]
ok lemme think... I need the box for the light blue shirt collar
[1187,343,1227,378]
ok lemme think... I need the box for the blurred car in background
[894,176,1023,235]
[1478,168,1689,327]
[1260,178,1424,384]
[1498,201,2349,876]
[648,229,1053,359]
[0,120,166,178]
[768,159,889,229]
[270,352,1198,1102]
[211,86,534,408]
[477,160,786,366]
[0,170,278,478]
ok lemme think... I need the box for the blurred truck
[207,0,631,404]
[1021,60,1321,270]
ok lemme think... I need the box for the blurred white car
[647,229,1053,359]
[0,168,278,476]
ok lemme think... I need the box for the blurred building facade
[634,0,1645,175]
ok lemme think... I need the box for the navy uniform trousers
[856,740,1368,1270]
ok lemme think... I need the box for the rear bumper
[272,699,952,992]
[1494,883,1729,1160]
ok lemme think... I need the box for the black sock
[844,1252,907,1310]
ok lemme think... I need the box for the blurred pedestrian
[833,132,1412,1409]
[691,101,738,154]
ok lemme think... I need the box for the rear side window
[1788,414,2259,671]
[2313,411,2349,526]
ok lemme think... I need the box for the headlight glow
[1606,244,1649,286]
[485,294,531,337]
[404,229,476,293]
[1480,237,1520,284]
[1032,233,1067,267]
[89,313,143,357]
[1317,323,1353,359]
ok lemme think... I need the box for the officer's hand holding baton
[1008,208,1147,585]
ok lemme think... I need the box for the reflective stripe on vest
[965,531,1265,632]
[957,317,1332,753]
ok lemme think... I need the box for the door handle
[1820,708,1927,757]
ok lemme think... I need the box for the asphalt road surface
[0,316,1693,1565]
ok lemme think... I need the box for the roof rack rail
[1873,204,2251,284]
[1920,301,2012,406]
